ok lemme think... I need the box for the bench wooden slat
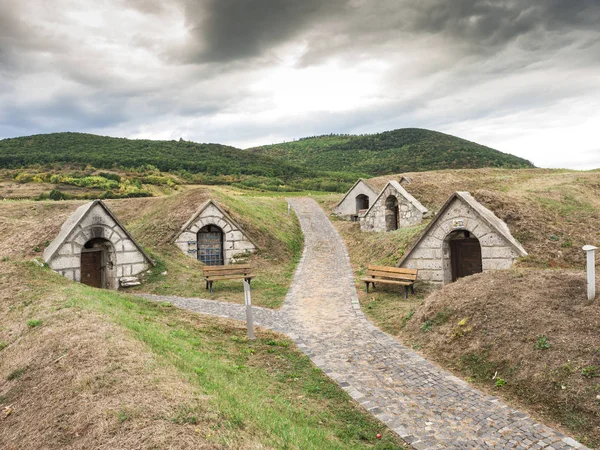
[362,264,418,298]
[360,278,413,286]
[365,270,417,281]
[203,265,251,273]
[367,265,417,275]
[202,265,254,293]
[205,274,255,281]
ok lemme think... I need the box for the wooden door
[197,226,224,266]
[450,238,482,281]
[81,250,103,288]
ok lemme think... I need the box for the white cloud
[1,0,600,169]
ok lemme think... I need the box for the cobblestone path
[142,198,587,450]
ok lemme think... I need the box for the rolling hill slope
[249,128,534,175]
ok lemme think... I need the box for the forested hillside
[250,128,534,175]
[0,132,353,192]
[0,129,534,196]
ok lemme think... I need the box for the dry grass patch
[0,262,406,449]
[369,168,600,268]
[396,269,600,447]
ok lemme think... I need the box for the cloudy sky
[1,0,599,169]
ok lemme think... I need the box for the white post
[243,279,255,340]
[287,202,291,216]
[583,245,597,301]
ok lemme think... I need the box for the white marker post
[287,202,291,216]
[582,245,597,301]
[243,279,256,340]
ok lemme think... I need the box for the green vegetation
[251,128,534,175]
[0,132,356,193]
[0,129,534,198]
[6,262,404,449]
[7,367,27,381]
[534,335,551,350]
[26,319,42,328]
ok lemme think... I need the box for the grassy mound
[0,261,405,449]
[326,168,600,448]
[250,128,533,175]
[368,168,600,269]
[0,186,303,308]
[399,269,600,448]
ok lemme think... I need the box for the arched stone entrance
[197,225,224,266]
[80,237,116,288]
[443,230,482,283]
[385,195,399,231]
[355,194,369,214]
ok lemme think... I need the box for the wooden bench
[203,265,255,293]
[361,265,418,299]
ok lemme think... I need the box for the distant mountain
[248,128,534,175]
[0,129,533,193]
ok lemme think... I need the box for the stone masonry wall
[360,184,424,232]
[175,203,256,264]
[46,203,151,289]
[333,181,378,218]
[401,197,521,284]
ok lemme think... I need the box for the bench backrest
[203,264,251,277]
[366,265,418,281]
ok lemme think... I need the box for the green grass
[132,193,303,309]
[34,268,403,449]
[26,319,42,328]
[7,367,27,381]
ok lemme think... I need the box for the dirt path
[143,198,587,450]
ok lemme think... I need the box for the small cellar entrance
[198,225,224,266]
[81,237,114,288]
[355,194,369,214]
[385,195,399,231]
[449,231,483,281]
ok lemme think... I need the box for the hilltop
[0,129,533,198]
[249,128,534,175]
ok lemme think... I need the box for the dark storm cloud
[181,0,349,63]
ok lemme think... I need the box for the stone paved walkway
[141,198,587,450]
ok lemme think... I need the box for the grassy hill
[249,128,534,175]
[0,132,354,193]
[0,129,534,198]
[0,188,405,449]
[324,167,600,447]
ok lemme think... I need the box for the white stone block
[413,259,442,270]
[131,263,149,276]
[118,251,146,265]
[50,255,80,270]
[234,240,257,251]
[121,239,137,252]
[482,258,514,271]
[481,246,518,259]
[479,233,507,247]
[58,244,74,256]
[411,248,442,259]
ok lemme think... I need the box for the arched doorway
[385,195,399,231]
[445,230,482,282]
[81,237,115,288]
[355,194,369,214]
[197,225,224,266]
